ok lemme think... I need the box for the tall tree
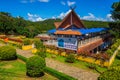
[111,2,120,21]
[0,12,15,34]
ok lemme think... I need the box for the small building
[45,9,112,54]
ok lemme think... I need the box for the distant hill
[36,19,109,30]
[0,12,109,37]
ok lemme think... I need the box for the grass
[0,59,58,80]
[46,53,107,73]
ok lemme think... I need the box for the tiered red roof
[54,10,86,35]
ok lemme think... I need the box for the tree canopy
[111,2,120,21]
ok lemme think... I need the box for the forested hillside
[0,12,109,38]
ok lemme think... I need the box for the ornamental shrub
[87,63,97,70]
[23,39,31,45]
[106,49,113,56]
[26,56,46,77]
[111,43,118,52]
[35,50,46,58]
[0,46,17,60]
[65,54,75,63]
[34,39,44,49]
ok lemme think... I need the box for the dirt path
[46,58,99,80]
[16,49,34,58]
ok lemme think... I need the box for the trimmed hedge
[45,67,77,80]
[26,56,46,77]
[17,54,27,62]
[0,46,17,60]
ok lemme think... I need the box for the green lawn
[0,59,58,80]
[46,53,107,73]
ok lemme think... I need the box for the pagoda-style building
[46,9,112,54]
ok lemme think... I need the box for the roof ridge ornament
[70,5,76,11]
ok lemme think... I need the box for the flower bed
[46,47,118,67]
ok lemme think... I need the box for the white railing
[78,33,111,47]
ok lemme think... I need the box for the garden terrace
[0,35,23,43]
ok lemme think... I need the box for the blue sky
[0,0,119,21]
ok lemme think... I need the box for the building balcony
[77,38,104,53]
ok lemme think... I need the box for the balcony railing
[78,33,111,47]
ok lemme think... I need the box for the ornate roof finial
[70,5,76,11]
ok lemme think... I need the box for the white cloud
[67,1,76,6]
[21,0,49,3]
[61,1,66,5]
[30,0,35,3]
[82,13,114,21]
[106,14,114,21]
[27,13,46,22]
[57,10,71,19]
[52,16,56,19]
[21,0,28,3]
[38,0,49,2]
[21,0,35,3]
[82,13,95,20]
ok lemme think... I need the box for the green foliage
[26,56,46,77]
[106,49,113,56]
[0,46,17,60]
[45,67,77,80]
[106,39,120,56]
[83,20,109,28]
[98,66,120,80]
[35,50,46,58]
[17,54,27,62]
[111,2,120,20]
[111,43,118,51]
[34,39,44,49]
[65,54,75,63]
[109,22,120,38]
[23,39,31,45]
[87,63,97,70]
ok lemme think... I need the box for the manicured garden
[0,35,120,80]
[46,53,107,73]
[0,39,77,80]
[0,60,57,80]
[0,45,58,80]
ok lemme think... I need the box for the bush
[45,67,77,80]
[0,46,17,60]
[35,50,46,58]
[65,54,75,63]
[34,39,44,49]
[98,66,120,80]
[111,44,118,52]
[87,63,97,70]
[106,49,113,56]
[23,39,31,45]
[26,56,46,77]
